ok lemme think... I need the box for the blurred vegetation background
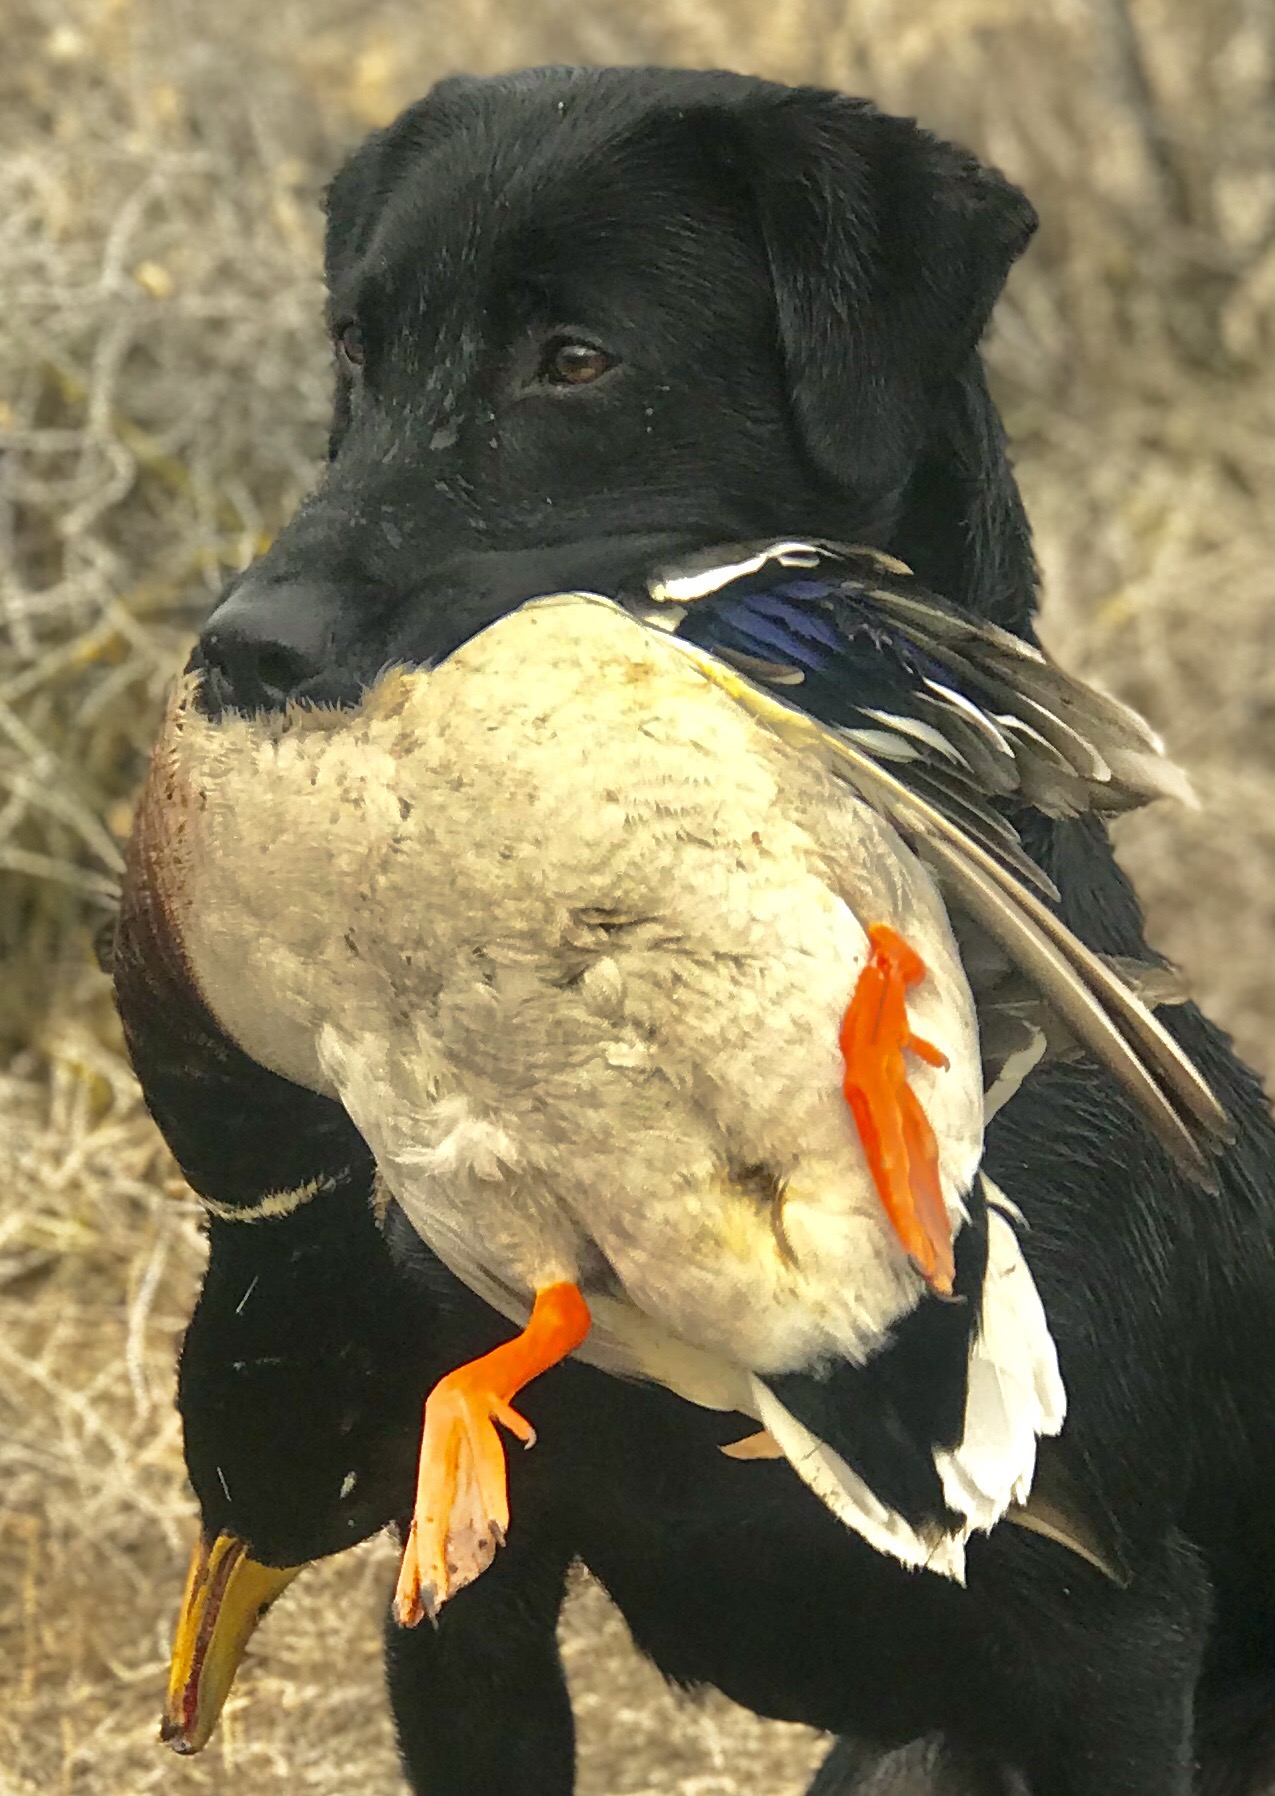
[1,1,1271,1791]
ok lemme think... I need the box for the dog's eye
[539,339,614,388]
[335,321,365,369]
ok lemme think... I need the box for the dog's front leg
[999,1527,1209,1796]
[808,1734,1024,1795]
[383,1516,576,1795]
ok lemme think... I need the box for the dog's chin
[185,643,368,722]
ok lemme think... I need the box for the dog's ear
[324,78,487,287]
[723,90,1036,508]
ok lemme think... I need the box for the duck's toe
[840,921,956,1295]
[393,1380,523,1624]
[393,1282,590,1626]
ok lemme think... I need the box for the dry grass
[1,0,1271,1790]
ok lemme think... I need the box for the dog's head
[197,67,1036,714]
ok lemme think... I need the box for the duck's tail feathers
[752,1182,1064,1584]
[749,1376,969,1582]
[933,1184,1066,1528]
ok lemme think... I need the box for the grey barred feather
[897,765,1057,899]
[718,650,808,686]
[863,588,1195,814]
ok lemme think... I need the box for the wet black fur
[194,67,1038,714]
[131,66,1275,1796]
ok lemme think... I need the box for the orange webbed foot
[904,1030,949,1072]
[394,1282,590,1627]
[840,923,956,1297]
[393,1375,535,1626]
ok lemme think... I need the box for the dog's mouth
[382,529,716,636]
[188,527,714,723]
[186,640,366,721]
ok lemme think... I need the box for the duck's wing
[627,539,1231,1184]
[644,539,1190,841]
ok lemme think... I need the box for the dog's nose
[194,578,339,713]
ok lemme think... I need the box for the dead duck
[164,1158,1121,1790]
[118,539,1226,1628]
[132,896,1124,1791]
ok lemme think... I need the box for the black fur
[193,68,1037,711]
[118,66,1275,1796]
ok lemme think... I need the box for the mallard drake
[120,539,1227,1627]
[164,1172,1123,1782]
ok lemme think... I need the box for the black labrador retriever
[126,67,1275,1796]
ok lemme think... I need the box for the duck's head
[163,1182,447,1753]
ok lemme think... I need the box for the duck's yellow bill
[160,1532,303,1754]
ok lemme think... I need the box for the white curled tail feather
[934,1183,1066,1528]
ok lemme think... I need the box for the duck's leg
[840,923,955,1296]
[394,1281,591,1627]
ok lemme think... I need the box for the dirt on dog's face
[194,67,1037,715]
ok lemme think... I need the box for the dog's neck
[886,357,1038,639]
